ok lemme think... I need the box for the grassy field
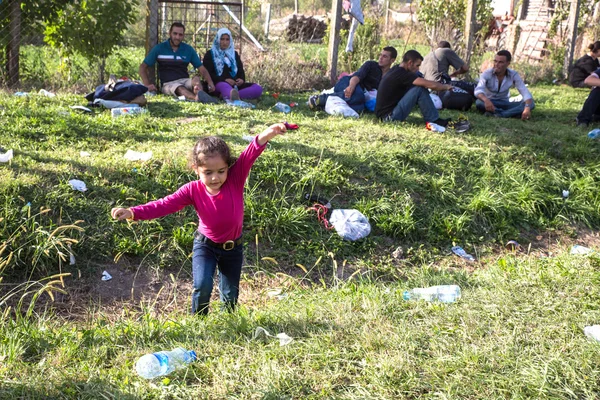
[1,84,600,398]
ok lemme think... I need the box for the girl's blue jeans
[191,237,244,315]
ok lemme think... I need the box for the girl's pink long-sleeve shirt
[129,137,266,243]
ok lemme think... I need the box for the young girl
[111,123,286,314]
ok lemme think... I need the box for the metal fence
[0,0,244,89]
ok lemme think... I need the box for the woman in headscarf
[203,28,263,100]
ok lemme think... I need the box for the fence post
[327,0,343,85]
[147,0,159,85]
[264,3,271,39]
[464,0,477,65]
[563,0,581,78]
[7,0,21,87]
[384,0,389,33]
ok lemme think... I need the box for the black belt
[194,232,242,251]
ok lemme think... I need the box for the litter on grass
[267,288,288,300]
[70,105,92,113]
[253,327,293,346]
[39,89,56,97]
[329,209,371,241]
[571,245,593,255]
[584,325,600,342]
[79,151,91,157]
[124,150,152,162]
[68,179,87,192]
[452,246,475,261]
[226,99,255,108]
[242,135,254,142]
[0,149,13,163]
[562,190,570,198]
[101,271,113,281]
[505,240,522,251]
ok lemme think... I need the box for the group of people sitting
[138,22,599,130]
[309,41,535,129]
[139,22,262,103]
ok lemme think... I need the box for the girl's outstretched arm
[257,123,286,146]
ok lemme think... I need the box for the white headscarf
[211,28,238,77]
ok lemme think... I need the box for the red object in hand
[272,93,279,99]
[284,122,299,130]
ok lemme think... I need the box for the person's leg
[174,78,196,100]
[389,86,439,122]
[161,78,188,96]
[238,83,263,100]
[475,99,487,113]
[216,244,244,312]
[191,239,218,315]
[316,76,352,106]
[345,87,366,113]
[215,81,234,99]
[577,88,600,125]
[494,99,535,118]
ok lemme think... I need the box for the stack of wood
[269,13,353,43]
[285,14,328,43]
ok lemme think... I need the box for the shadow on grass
[0,379,138,399]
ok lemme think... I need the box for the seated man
[421,40,473,94]
[308,46,397,113]
[375,50,453,127]
[576,68,600,127]
[474,50,534,120]
[569,42,600,88]
[139,22,217,103]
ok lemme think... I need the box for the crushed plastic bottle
[273,102,291,113]
[403,285,461,303]
[584,325,600,342]
[111,106,147,117]
[135,347,197,379]
[588,129,600,139]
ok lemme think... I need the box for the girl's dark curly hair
[189,136,235,169]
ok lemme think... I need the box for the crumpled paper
[0,149,13,163]
[124,150,152,162]
[68,179,87,192]
[101,271,112,281]
[253,327,293,346]
[79,151,91,157]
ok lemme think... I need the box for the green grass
[1,84,600,398]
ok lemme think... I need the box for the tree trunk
[7,0,21,87]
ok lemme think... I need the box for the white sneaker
[426,122,446,132]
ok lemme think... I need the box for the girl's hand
[235,78,244,86]
[257,123,286,146]
[111,207,133,220]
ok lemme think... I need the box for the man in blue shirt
[139,22,217,103]
[474,50,534,120]
[308,46,397,113]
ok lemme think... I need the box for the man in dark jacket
[308,46,397,113]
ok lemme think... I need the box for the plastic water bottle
[403,285,461,303]
[273,102,291,113]
[135,347,197,379]
[111,106,147,117]
[588,129,600,139]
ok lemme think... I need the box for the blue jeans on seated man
[191,236,244,315]
[318,75,366,113]
[387,86,439,122]
[475,98,536,118]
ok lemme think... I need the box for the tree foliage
[416,0,493,51]
[43,0,137,82]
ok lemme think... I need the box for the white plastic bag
[329,209,371,241]
[93,98,130,109]
[430,93,442,110]
[324,96,359,118]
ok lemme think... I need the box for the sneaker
[452,120,471,133]
[308,95,319,110]
[426,122,446,132]
[230,87,240,101]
